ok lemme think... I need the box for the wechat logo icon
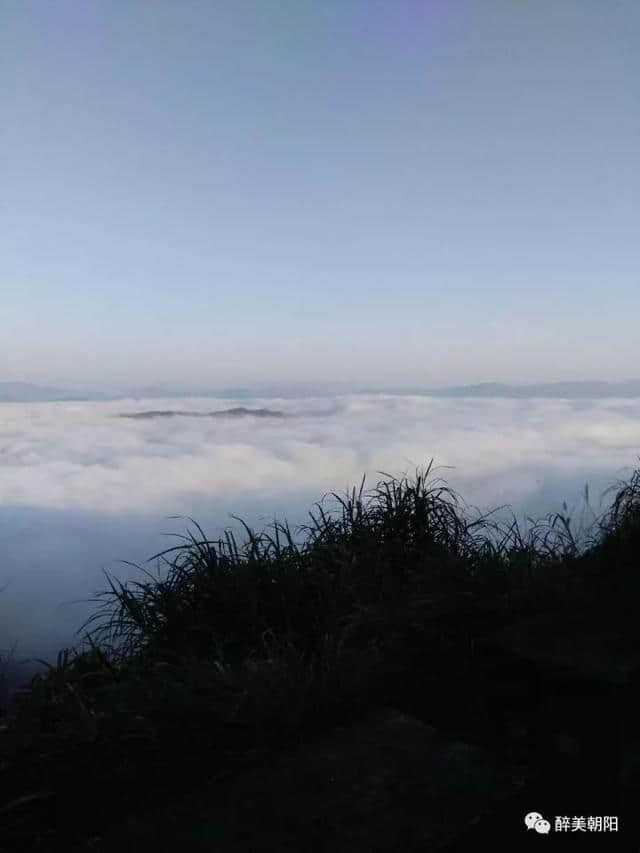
[525,812,551,834]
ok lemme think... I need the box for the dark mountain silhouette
[118,407,287,420]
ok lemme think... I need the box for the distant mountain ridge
[3,380,640,402]
[422,380,640,399]
[118,407,287,420]
[0,382,106,402]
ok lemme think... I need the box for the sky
[2,393,640,664]
[2,1,639,391]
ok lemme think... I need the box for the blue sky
[2,1,639,391]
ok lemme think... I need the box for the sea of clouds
[1,393,640,665]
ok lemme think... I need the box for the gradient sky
[2,1,639,391]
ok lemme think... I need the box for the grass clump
[1,460,639,851]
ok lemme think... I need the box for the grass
[1,460,639,851]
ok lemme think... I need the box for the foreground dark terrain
[1,462,639,851]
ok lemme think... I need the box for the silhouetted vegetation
[1,460,639,851]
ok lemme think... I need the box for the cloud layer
[1,394,639,661]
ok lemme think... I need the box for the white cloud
[1,394,639,516]
[1,393,639,661]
